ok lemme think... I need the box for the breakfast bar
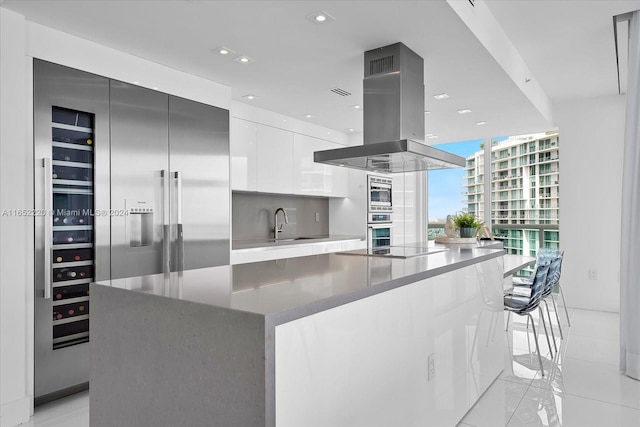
[90,244,530,427]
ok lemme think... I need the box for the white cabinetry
[293,134,330,196]
[231,117,348,197]
[256,124,294,194]
[230,118,257,191]
[292,135,350,198]
[327,142,348,197]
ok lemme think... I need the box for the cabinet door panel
[326,141,349,197]
[230,118,257,191]
[256,124,293,193]
[293,134,331,196]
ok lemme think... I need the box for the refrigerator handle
[174,171,184,271]
[174,171,183,225]
[43,158,53,299]
[161,169,170,276]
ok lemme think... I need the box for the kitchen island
[90,244,510,427]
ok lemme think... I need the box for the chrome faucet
[274,207,289,240]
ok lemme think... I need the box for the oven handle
[368,224,395,229]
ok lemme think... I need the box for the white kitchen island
[90,244,511,427]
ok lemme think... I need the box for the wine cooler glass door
[34,60,110,404]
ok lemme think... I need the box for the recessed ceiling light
[132,81,139,85]
[433,93,449,100]
[476,121,487,126]
[347,128,355,132]
[152,87,159,90]
[457,109,472,114]
[425,133,434,137]
[242,94,257,100]
[427,135,438,139]
[307,10,335,24]
[234,55,255,64]
[303,114,313,118]
[213,46,235,56]
[352,104,362,110]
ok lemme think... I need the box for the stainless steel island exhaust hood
[314,42,465,173]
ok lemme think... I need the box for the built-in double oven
[367,175,393,249]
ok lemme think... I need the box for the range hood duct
[314,42,465,173]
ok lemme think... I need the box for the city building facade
[464,132,560,256]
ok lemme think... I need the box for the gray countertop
[94,241,504,325]
[232,234,364,250]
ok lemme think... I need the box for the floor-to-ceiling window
[428,132,560,262]
[427,139,483,240]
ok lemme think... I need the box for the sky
[427,137,508,222]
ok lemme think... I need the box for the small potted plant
[452,212,482,238]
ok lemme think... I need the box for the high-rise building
[464,132,560,256]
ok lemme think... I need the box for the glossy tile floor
[458,307,640,427]
[23,308,640,426]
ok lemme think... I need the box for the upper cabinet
[293,134,348,197]
[256,124,294,194]
[293,134,329,196]
[230,118,257,191]
[231,117,348,197]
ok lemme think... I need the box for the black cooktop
[336,245,448,259]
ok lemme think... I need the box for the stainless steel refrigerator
[33,60,230,404]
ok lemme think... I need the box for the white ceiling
[2,0,639,144]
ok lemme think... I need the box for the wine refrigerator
[33,60,230,404]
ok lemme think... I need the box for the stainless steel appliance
[314,42,465,173]
[367,175,393,212]
[33,60,230,404]
[366,175,393,249]
[367,224,392,249]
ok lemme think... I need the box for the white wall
[0,9,32,427]
[554,94,626,313]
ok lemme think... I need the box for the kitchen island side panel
[90,284,266,427]
[274,257,504,427]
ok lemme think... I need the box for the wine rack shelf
[50,106,95,350]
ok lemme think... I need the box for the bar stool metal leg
[550,294,563,339]
[539,306,554,359]
[543,299,558,354]
[528,312,545,377]
[558,285,571,327]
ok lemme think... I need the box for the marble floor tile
[507,386,640,427]
[530,356,640,410]
[458,379,529,427]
